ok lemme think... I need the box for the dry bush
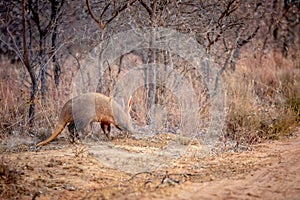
[0,61,27,138]
[1,48,299,148]
[225,50,300,145]
[0,58,77,146]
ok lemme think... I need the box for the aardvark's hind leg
[101,123,111,140]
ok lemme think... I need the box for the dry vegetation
[0,0,300,199]
[1,49,299,147]
[225,50,300,145]
[1,48,299,199]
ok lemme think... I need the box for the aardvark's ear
[128,96,133,111]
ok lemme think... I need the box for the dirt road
[173,133,300,200]
[1,130,300,199]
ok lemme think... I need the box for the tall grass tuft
[225,50,300,146]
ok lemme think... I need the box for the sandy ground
[173,134,300,200]
[1,129,300,200]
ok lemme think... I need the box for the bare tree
[20,0,64,126]
[86,0,137,93]
[2,0,298,136]
[27,0,64,100]
[22,0,37,126]
[261,0,300,57]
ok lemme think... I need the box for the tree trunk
[39,36,48,103]
[28,80,38,126]
[145,26,157,123]
[22,0,37,127]
[52,25,61,88]
[97,30,106,93]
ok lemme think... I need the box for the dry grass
[225,50,300,146]
[0,59,75,144]
[0,50,299,199]
[0,50,299,148]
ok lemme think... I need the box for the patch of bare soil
[1,129,300,200]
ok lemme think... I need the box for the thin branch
[22,0,31,72]
[86,0,137,30]
[46,0,64,34]
[129,172,152,182]
[237,26,260,47]
[0,31,24,65]
[217,0,239,26]
[104,0,137,28]
[86,0,101,25]
[28,0,42,34]
[36,43,64,81]
[85,0,105,30]
[100,3,111,25]
[138,0,153,16]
